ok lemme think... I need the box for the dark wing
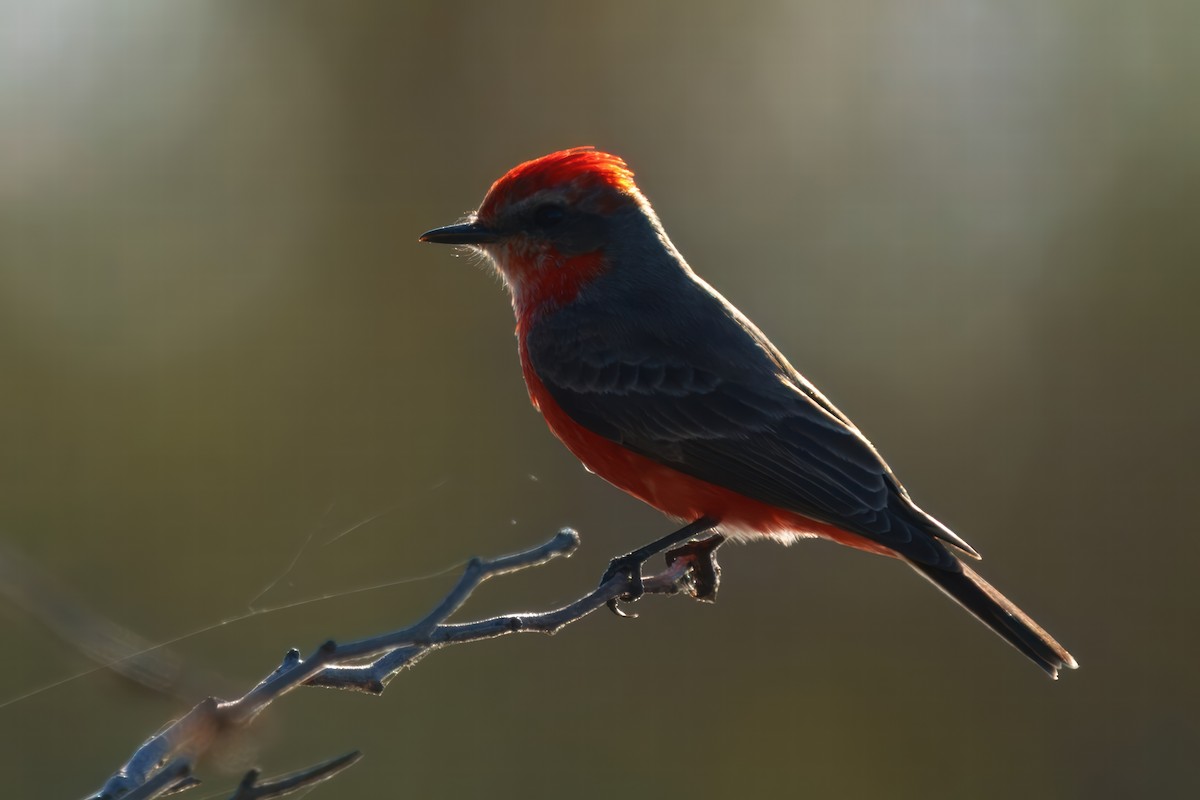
[525,300,969,568]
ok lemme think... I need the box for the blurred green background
[1,1,1197,797]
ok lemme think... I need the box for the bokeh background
[2,2,1197,797]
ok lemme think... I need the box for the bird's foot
[597,520,715,618]
[599,517,720,618]
[600,553,647,618]
[666,533,725,602]
[600,532,726,615]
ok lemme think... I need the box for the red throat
[507,249,606,328]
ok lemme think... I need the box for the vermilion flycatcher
[421,147,1076,678]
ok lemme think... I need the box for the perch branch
[87,528,722,799]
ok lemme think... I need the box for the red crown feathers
[478,147,636,219]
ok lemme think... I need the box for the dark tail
[908,558,1078,679]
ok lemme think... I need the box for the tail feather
[909,558,1078,679]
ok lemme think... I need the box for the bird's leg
[601,516,719,616]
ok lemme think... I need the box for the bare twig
[86,528,721,799]
[227,752,363,800]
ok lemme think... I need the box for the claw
[606,596,637,617]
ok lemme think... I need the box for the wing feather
[525,288,974,567]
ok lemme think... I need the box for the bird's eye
[533,203,566,228]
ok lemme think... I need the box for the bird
[420,147,1077,678]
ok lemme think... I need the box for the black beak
[418,221,500,245]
